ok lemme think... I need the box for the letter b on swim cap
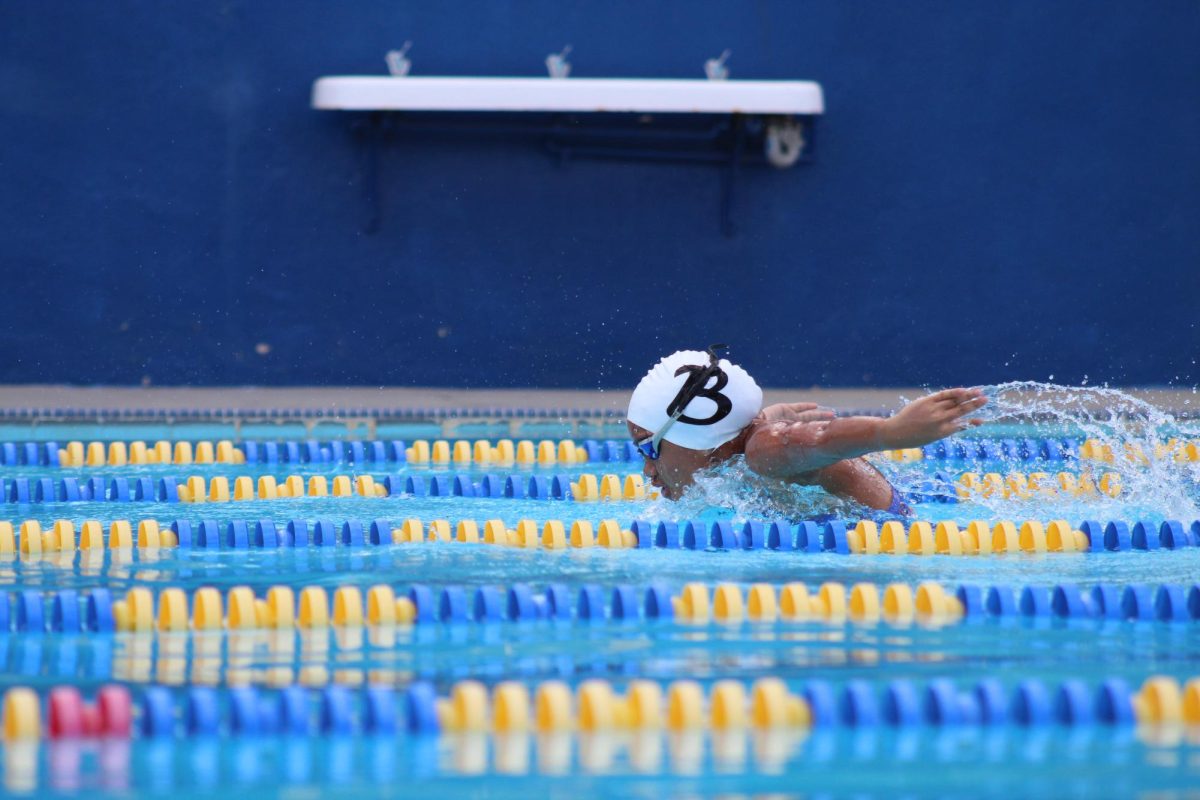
[667,365,732,426]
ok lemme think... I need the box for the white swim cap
[627,349,763,451]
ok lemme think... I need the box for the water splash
[886,382,1200,522]
[658,456,882,522]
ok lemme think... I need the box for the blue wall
[2,1,1198,387]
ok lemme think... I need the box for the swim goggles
[635,344,727,460]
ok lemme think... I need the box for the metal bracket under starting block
[313,77,823,237]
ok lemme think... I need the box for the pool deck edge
[0,384,1194,413]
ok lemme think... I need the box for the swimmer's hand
[881,388,987,449]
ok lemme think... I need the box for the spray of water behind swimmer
[891,382,1200,522]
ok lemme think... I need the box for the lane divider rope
[891,437,1200,464]
[4,578,1199,635]
[953,471,1122,499]
[0,471,659,504]
[0,517,1197,556]
[33,438,646,468]
[0,468,1133,505]
[3,674,1198,740]
[0,406,630,421]
[19,435,1195,470]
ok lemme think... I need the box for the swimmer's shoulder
[743,415,821,485]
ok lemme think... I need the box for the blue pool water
[1,400,1199,797]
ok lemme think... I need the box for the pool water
[1,411,1200,798]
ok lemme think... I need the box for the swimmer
[627,346,987,513]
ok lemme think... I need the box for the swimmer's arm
[758,402,833,423]
[745,388,987,476]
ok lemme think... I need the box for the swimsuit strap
[887,487,913,517]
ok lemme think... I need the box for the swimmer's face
[627,421,719,501]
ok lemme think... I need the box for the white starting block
[311,76,824,116]
[310,71,824,235]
